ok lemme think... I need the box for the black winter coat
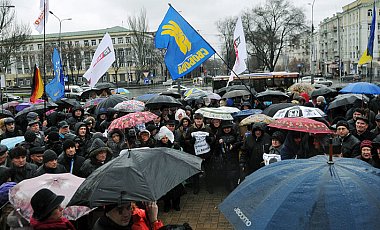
[57,153,85,177]
[241,132,271,173]
[33,164,67,177]
[10,162,37,183]
[332,134,361,158]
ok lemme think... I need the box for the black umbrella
[15,103,57,119]
[159,91,182,99]
[145,95,182,109]
[55,98,80,109]
[68,147,202,208]
[261,103,295,117]
[95,82,115,90]
[80,88,100,99]
[216,85,257,95]
[219,156,380,229]
[222,90,252,99]
[0,109,13,118]
[94,94,128,115]
[256,89,289,100]
[310,86,337,97]
[327,94,369,110]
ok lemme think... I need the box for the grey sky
[12,0,353,51]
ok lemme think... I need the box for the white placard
[0,75,5,88]
[191,131,210,155]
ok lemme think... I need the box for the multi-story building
[4,26,160,87]
[318,0,380,78]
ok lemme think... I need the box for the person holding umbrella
[30,188,76,230]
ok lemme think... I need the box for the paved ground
[158,183,233,230]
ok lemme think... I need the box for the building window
[118,37,124,44]
[91,40,96,46]
[37,44,42,50]
[75,41,80,46]
[112,38,115,44]
[22,46,26,51]
[84,40,89,46]
[29,45,34,51]
[368,9,372,17]
[369,23,372,31]
[125,37,131,43]
[99,39,102,44]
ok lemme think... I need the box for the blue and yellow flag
[46,48,65,101]
[155,5,215,80]
[359,1,376,65]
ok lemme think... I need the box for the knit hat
[24,130,37,143]
[360,140,372,149]
[48,131,60,142]
[9,146,27,159]
[336,120,349,130]
[62,139,76,151]
[272,131,285,144]
[43,150,57,163]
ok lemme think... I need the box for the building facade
[4,26,160,87]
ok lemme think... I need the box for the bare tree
[243,0,307,71]
[127,8,158,83]
[0,1,31,74]
[216,16,237,75]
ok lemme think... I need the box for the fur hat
[9,146,27,159]
[43,150,57,163]
[62,139,76,151]
[24,130,37,143]
[31,189,64,221]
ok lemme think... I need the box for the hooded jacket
[57,152,85,177]
[107,129,128,157]
[67,105,84,129]
[79,138,113,178]
[74,122,92,157]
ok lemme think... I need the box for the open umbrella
[1,101,20,110]
[68,147,202,207]
[55,98,80,109]
[239,114,274,126]
[256,89,289,100]
[0,109,13,118]
[195,107,234,120]
[84,97,105,109]
[310,86,337,97]
[184,87,203,97]
[206,92,222,100]
[232,109,262,119]
[219,106,241,113]
[15,102,32,112]
[0,136,24,150]
[272,106,326,119]
[15,103,57,119]
[159,91,182,99]
[112,88,130,95]
[262,103,295,117]
[95,82,115,90]
[268,117,332,134]
[288,82,314,94]
[95,94,128,115]
[135,93,159,102]
[114,100,145,113]
[222,90,252,99]
[219,156,380,230]
[340,82,380,94]
[108,111,158,130]
[327,94,369,110]
[145,95,182,109]
[80,88,100,99]
[9,173,92,221]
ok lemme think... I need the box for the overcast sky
[12,0,353,51]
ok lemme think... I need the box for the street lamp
[308,0,316,84]
[48,11,72,56]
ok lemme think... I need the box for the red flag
[30,64,44,103]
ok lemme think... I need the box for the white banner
[191,131,210,155]
[84,33,115,87]
[33,0,49,34]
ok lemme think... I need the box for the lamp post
[48,11,72,57]
[308,0,316,84]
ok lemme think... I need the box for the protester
[269,131,285,155]
[93,201,163,230]
[79,138,113,177]
[57,139,85,176]
[30,188,76,230]
[136,130,156,148]
[352,116,376,142]
[67,105,85,129]
[33,150,67,177]
[73,122,92,157]
[9,146,37,183]
[0,117,23,140]
[107,128,128,157]
[332,120,360,158]
[0,144,10,167]
[356,140,374,165]
[29,145,45,167]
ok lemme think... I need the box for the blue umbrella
[0,136,25,150]
[135,93,158,102]
[232,109,262,118]
[113,88,130,94]
[340,82,380,94]
[219,156,380,230]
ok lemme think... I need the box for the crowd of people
[0,86,380,229]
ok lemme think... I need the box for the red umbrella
[108,111,158,130]
[268,117,332,134]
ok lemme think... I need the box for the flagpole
[43,0,47,120]
[370,60,373,83]
[168,4,255,99]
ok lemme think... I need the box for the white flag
[33,0,49,34]
[84,33,115,87]
[227,16,247,87]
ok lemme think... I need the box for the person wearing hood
[67,105,84,130]
[33,150,67,177]
[74,122,92,157]
[57,139,85,176]
[174,116,191,149]
[79,138,113,178]
[280,131,312,160]
[107,128,128,157]
[136,130,156,148]
[268,131,285,155]
[95,108,108,132]
[46,130,63,155]
[99,108,118,133]
[240,122,271,175]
